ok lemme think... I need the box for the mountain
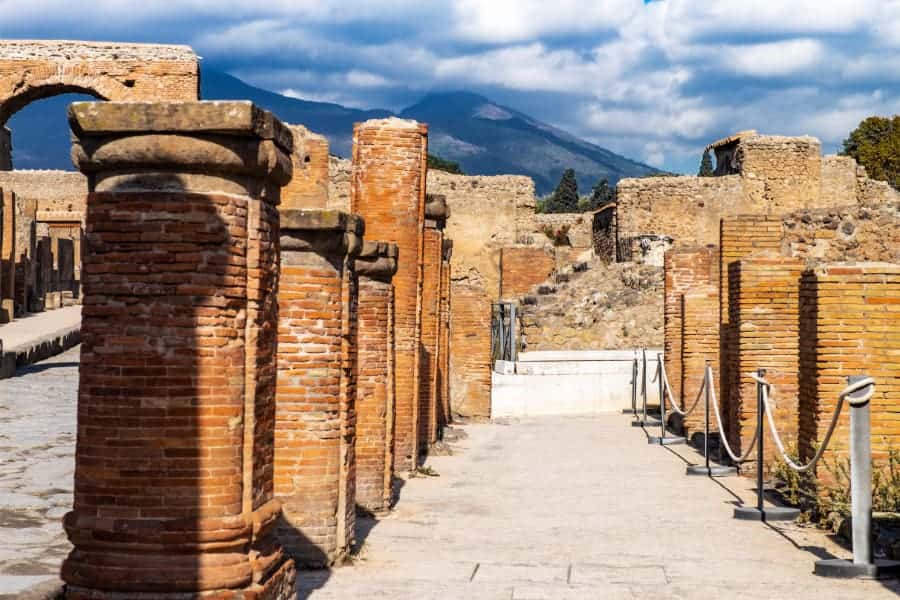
[400,91,658,194]
[4,70,658,193]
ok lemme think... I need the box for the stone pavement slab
[298,415,900,599]
[0,307,81,378]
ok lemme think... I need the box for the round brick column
[350,118,427,471]
[419,194,447,450]
[63,101,295,599]
[275,209,363,567]
[354,241,399,512]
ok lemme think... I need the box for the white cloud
[721,39,826,77]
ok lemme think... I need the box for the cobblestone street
[0,347,77,598]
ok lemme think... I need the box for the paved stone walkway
[2,353,898,599]
[0,347,77,598]
[300,416,900,599]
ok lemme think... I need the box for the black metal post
[756,368,765,515]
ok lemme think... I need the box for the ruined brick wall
[820,155,858,207]
[530,213,594,262]
[355,277,395,511]
[781,201,900,265]
[282,124,330,210]
[449,281,493,418]
[0,188,13,321]
[13,193,35,315]
[736,135,822,212]
[718,215,783,442]
[438,248,452,429]
[727,253,803,474]
[351,118,427,469]
[663,246,718,414]
[419,226,443,450]
[0,170,87,213]
[499,245,555,299]
[0,126,9,170]
[680,286,719,441]
[799,263,900,490]
[328,156,352,210]
[616,175,747,247]
[0,40,198,123]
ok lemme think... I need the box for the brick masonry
[438,241,453,431]
[449,281,493,418]
[0,187,13,321]
[499,245,556,299]
[680,286,720,442]
[354,241,398,512]
[799,263,900,491]
[282,124,330,211]
[727,252,804,474]
[63,101,295,599]
[662,246,718,423]
[351,118,427,470]
[275,209,362,567]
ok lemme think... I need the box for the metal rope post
[686,361,736,476]
[734,369,799,521]
[648,353,685,445]
[632,348,661,427]
[624,352,638,415]
[816,375,900,579]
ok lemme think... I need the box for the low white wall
[491,349,662,418]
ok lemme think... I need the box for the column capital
[280,209,364,257]
[425,193,448,230]
[355,240,399,281]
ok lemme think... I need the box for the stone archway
[0,40,200,127]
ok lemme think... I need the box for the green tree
[427,153,463,174]
[588,177,613,209]
[841,115,900,189]
[698,149,714,176]
[546,168,579,213]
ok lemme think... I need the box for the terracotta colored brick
[681,286,720,441]
[727,251,803,475]
[0,188,13,322]
[449,282,492,418]
[663,245,718,431]
[354,241,398,512]
[499,245,555,299]
[63,101,294,600]
[799,263,900,494]
[437,240,453,430]
[275,210,363,567]
[282,125,330,210]
[351,118,427,470]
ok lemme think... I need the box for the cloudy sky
[3,0,900,173]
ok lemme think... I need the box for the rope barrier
[750,373,875,473]
[707,365,758,464]
[659,360,703,418]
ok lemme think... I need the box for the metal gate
[490,302,518,364]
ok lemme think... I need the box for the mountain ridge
[4,69,658,194]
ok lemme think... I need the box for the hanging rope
[707,365,758,464]
[750,373,875,473]
[659,359,703,418]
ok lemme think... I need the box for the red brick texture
[354,241,398,512]
[719,216,783,446]
[799,263,900,490]
[663,246,718,418]
[437,241,453,431]
[275,210,363,567]
[499,246,555,299]
[351,118,427,471]
[0,188,14,322]
[681,286,720,440]
[282,125,330,210]
[64,102,294,599]
[727,252,803,475]
[449,281,492,418]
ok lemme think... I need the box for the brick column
[681,286,719,442]
[275,209,363,567]
[282,124,330,210]
[354,241,398,512]
[728,251,803,475]
[64,101,295,599]
[719,216,783,447]
[0,187,13,322]
[799,263,900,492]
[663,245,718,427]
[419,194,447,451]
[438,240,453,430]
[351,118,427,470]
[449,281,492,417]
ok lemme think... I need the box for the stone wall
[820,155,858,207]
[0,40,199,123]
[737,135,822,212]
[616,175,747,247]
[329,156,352,210]
[499,245,555,299]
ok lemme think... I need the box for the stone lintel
[35,210,83,223]
[355,240,399,281]
[69,102,293,190]
[280,209,364,257]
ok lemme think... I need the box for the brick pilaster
[0,187,13,322]
[419,194,447,452]
[275,209,363,567]
[64,100,295,599]
[438,240,453,431]
[350,118,427,470]
[681,286,720,442]
[354,241,399,512]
